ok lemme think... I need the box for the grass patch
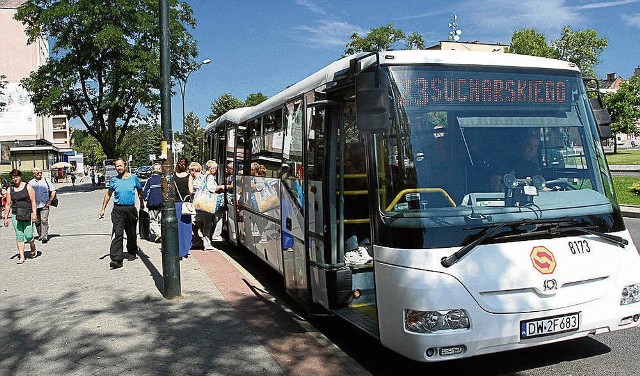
[612,176,640,205]
[605,149,640,165]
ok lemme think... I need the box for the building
[0,0,72,176]
[427,40,507,53]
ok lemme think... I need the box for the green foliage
[14,0,199,159]
[405,32,426,50]
[206,93,245,123]
[605,149,640,165]
[603,76,640,137]
[507,28,557,58]
[344,24,406,55]
[507,26,607,78]
[244,92,268,107]
[120,123,162,167]
[184,112,205,163]
[612,176,640,205]
[552,26,608,78]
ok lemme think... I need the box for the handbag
[173,180,195,216]
[45,179,58,207]
[251,178,279,212]
[181,201,196,216]
[193,177,223,214]
[15,207,32,221]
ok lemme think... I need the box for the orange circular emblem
[530,246,556,274]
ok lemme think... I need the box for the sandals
[17,259,25,264]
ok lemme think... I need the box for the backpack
[144,175,163,210]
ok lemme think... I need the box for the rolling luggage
[139,208,151,241]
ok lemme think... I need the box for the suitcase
[139,208,151,241]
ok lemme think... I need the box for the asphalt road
[226,217,640,376]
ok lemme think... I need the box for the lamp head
[201,59,212,65]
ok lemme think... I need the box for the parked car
[135,165,152,179]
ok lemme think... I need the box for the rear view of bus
[359,51,640,361]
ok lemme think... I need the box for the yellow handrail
[385,188,456,211]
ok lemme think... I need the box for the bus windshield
[374,65,622,249]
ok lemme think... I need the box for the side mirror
[356,71,390,133]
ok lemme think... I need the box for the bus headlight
[620,283,640,305]
[405,309,470,333]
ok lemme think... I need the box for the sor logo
[530,246,556,274]
[543,279,557,291]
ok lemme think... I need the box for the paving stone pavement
[0,184,291,376]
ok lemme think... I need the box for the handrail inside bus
[385,188,456,211]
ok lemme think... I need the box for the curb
[621,205,640,219]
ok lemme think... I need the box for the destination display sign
[390,70,571,109]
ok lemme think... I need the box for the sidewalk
[0,185,369,376]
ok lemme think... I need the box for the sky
[174,0,640,131]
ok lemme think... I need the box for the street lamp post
[178,58,211,159]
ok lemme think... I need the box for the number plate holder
[520,312,580,339]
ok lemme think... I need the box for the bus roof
[205,50,581,132]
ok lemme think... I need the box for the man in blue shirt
[98,158,144,269]
[28,166,57,243]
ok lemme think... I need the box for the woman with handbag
[198,160,225,249]
[189,161,205,249]
[3,169,38,264]
[174,158,193,259]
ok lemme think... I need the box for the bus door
[281,97,309,306]
[222,125,239,245]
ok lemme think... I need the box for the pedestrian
[189,161,205,249]
[142,164,163,242]
[3,169,38,264]
[173,158,193,259]
[28,166,56,243]
[70,170,76,186]
[98,158,144,269]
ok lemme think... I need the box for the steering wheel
[545,179,577,191]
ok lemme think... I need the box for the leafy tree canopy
[14,0,199,159]
[244,92,268,107]
[603,75,640,137]
[507,26,607,78]
[205,93,245,123]
[553,26,608,78]
[344,23,425,56]
[183,112,205,163]
[507,28,557,58]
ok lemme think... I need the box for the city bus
[204,50,640,362]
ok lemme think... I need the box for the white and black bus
[204,50,640,362]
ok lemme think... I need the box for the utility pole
[159,0,181,299]
[178,58,211,159]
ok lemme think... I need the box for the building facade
[0,0,72,176]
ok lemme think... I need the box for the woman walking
[3,169,38,263]
[174,158,193,259]
[189,161,205,249]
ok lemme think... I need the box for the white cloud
[296,20,366,48]
[623,13,640,27]
[294,0,327,16]
[574,0,640,10]
[461,0,582,35]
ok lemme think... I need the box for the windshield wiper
[548,226,628,247]
[441,218,628,268]
[441,218,534,267]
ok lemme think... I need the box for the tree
[183,112,205,163]
[0,74,7,110]
[507,27,607,78]
[244,92,268,107]
[553,26,608,78]
[603,75,640,139]
[205,93,244,123]
[507,28,557,58]
[405,32,426,50]
[72,130,106,167]
[14,0,199,159]
[344,24,406,55]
